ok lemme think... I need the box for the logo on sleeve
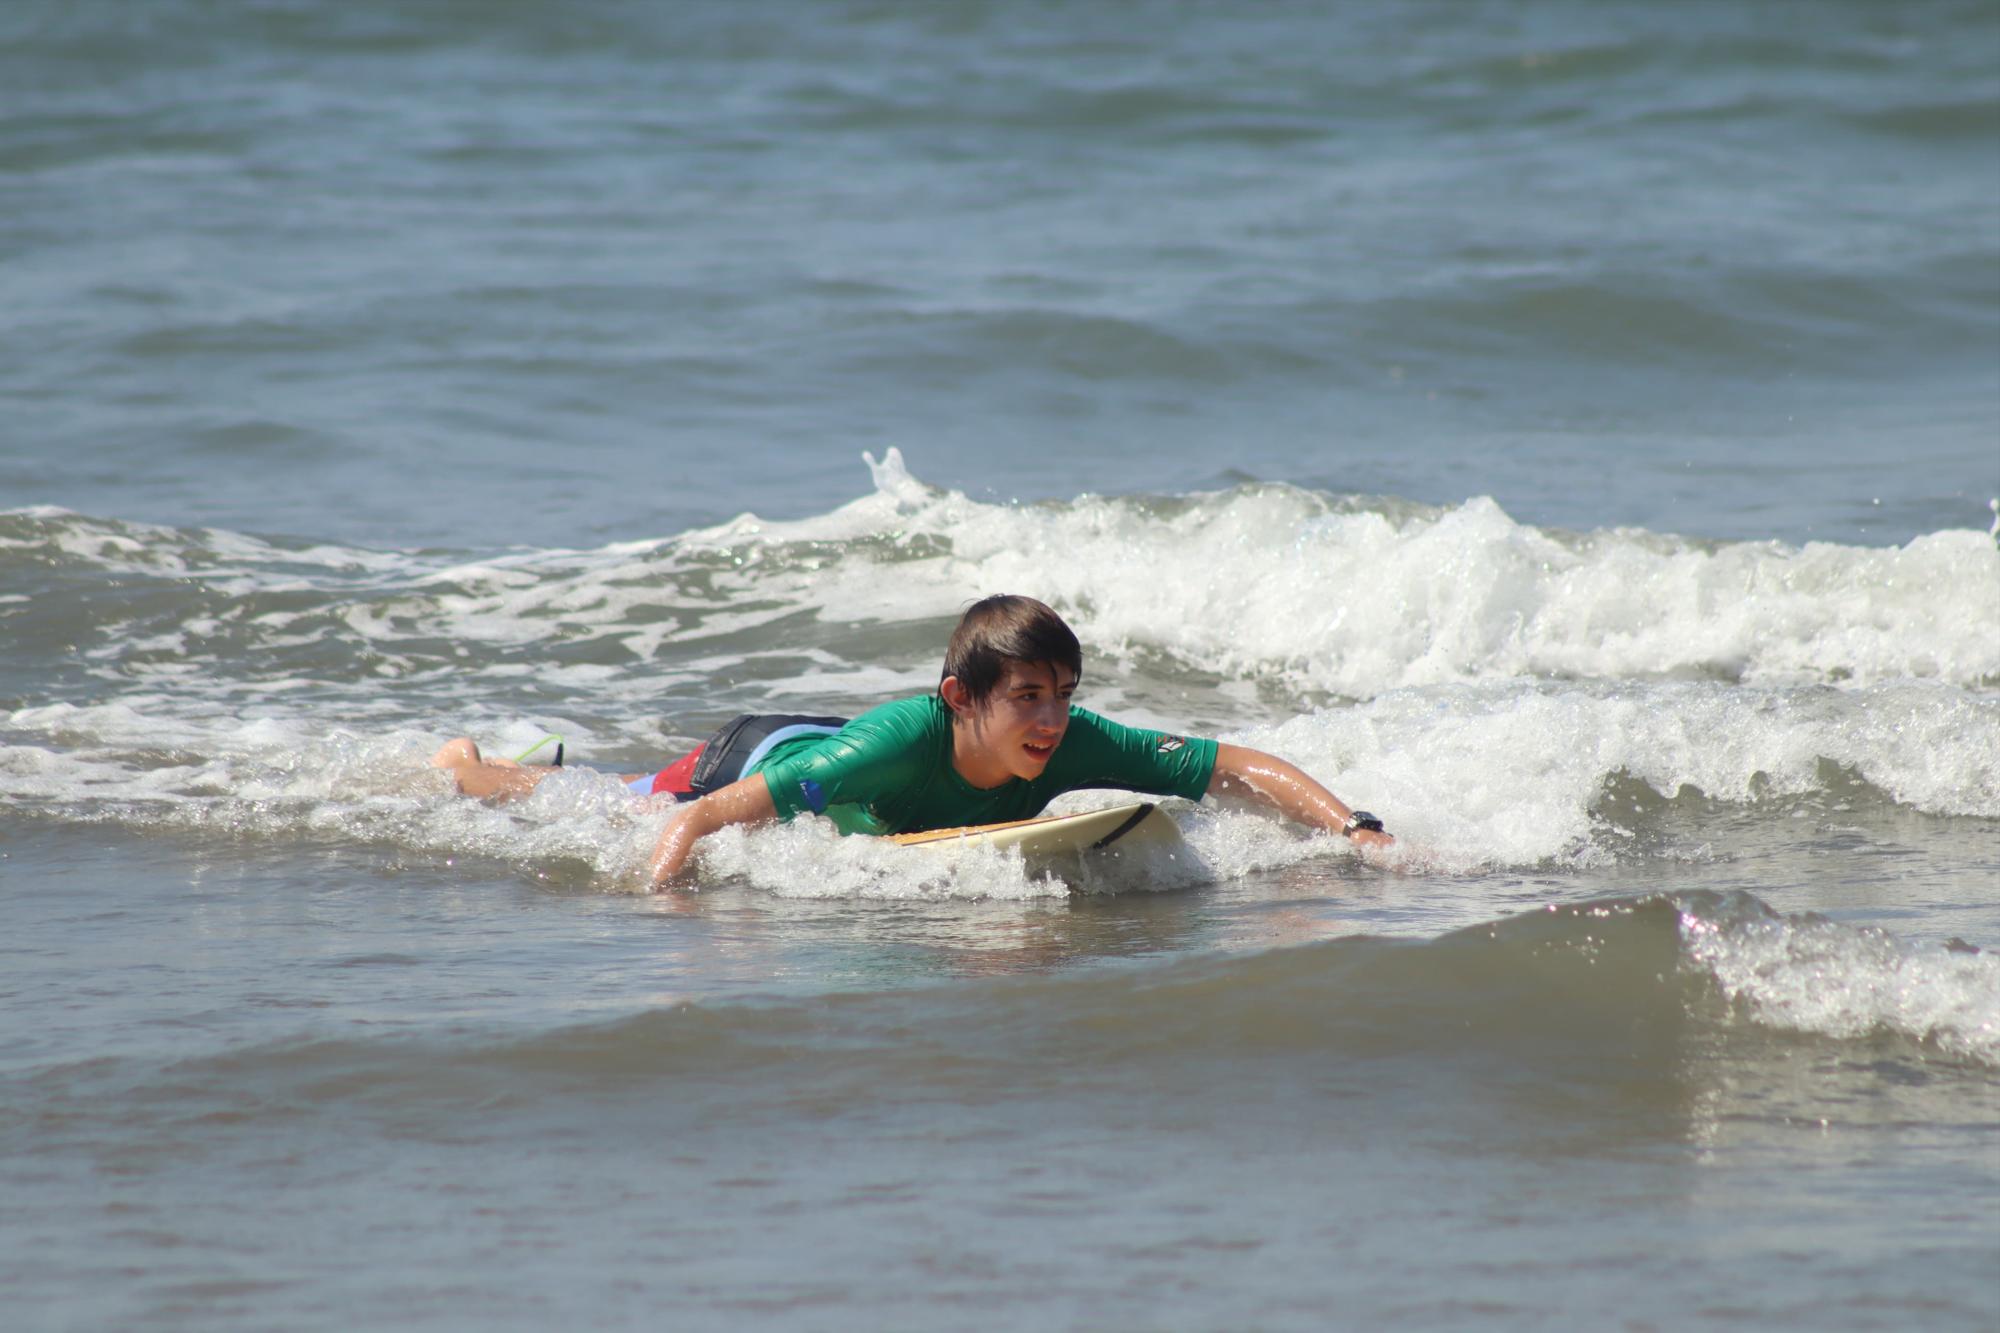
[1156,736,1186,754]
[798,779,827,813]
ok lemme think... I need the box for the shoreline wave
[4,457,1997,878]
[6,450,1996,698]
[12,893,1993,1130]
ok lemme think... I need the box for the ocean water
[4,1,1998,1329]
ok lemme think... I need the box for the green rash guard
[751,695,1219,836]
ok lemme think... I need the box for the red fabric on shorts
[651,743,705,796]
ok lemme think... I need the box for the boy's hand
[644,773,779,892]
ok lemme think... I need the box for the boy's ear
[939,675,972,716]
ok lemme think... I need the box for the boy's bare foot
[431,737,539,800]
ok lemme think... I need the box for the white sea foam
[753,450,2000,695]
[285,444,1969,701]
[0,709,652,872]
[1681,895,2000,1066]
[1221,677,2000,870]
[696,817,1067,902]
[14,455,1997,712]
[10,666,1992,891]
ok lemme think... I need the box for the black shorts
[632,714,849,800]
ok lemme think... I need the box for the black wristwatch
[1343,810,1385,836]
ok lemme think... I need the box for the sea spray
[1680,890,2000,1066]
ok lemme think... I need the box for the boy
[432,595,1392,890]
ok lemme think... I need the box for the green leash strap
[514,734,565,766]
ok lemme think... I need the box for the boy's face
[958,660,1078,782]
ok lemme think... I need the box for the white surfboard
[889,801,1181,858]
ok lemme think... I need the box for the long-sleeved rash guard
[751,695,1218,836]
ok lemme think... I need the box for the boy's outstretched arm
[1206,743,1394,848]
[647,772,778,890]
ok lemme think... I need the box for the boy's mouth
[1023,740,1055,761]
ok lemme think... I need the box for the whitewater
[5,454,1997,1076]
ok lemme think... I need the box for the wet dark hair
[940,595,1082,715]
